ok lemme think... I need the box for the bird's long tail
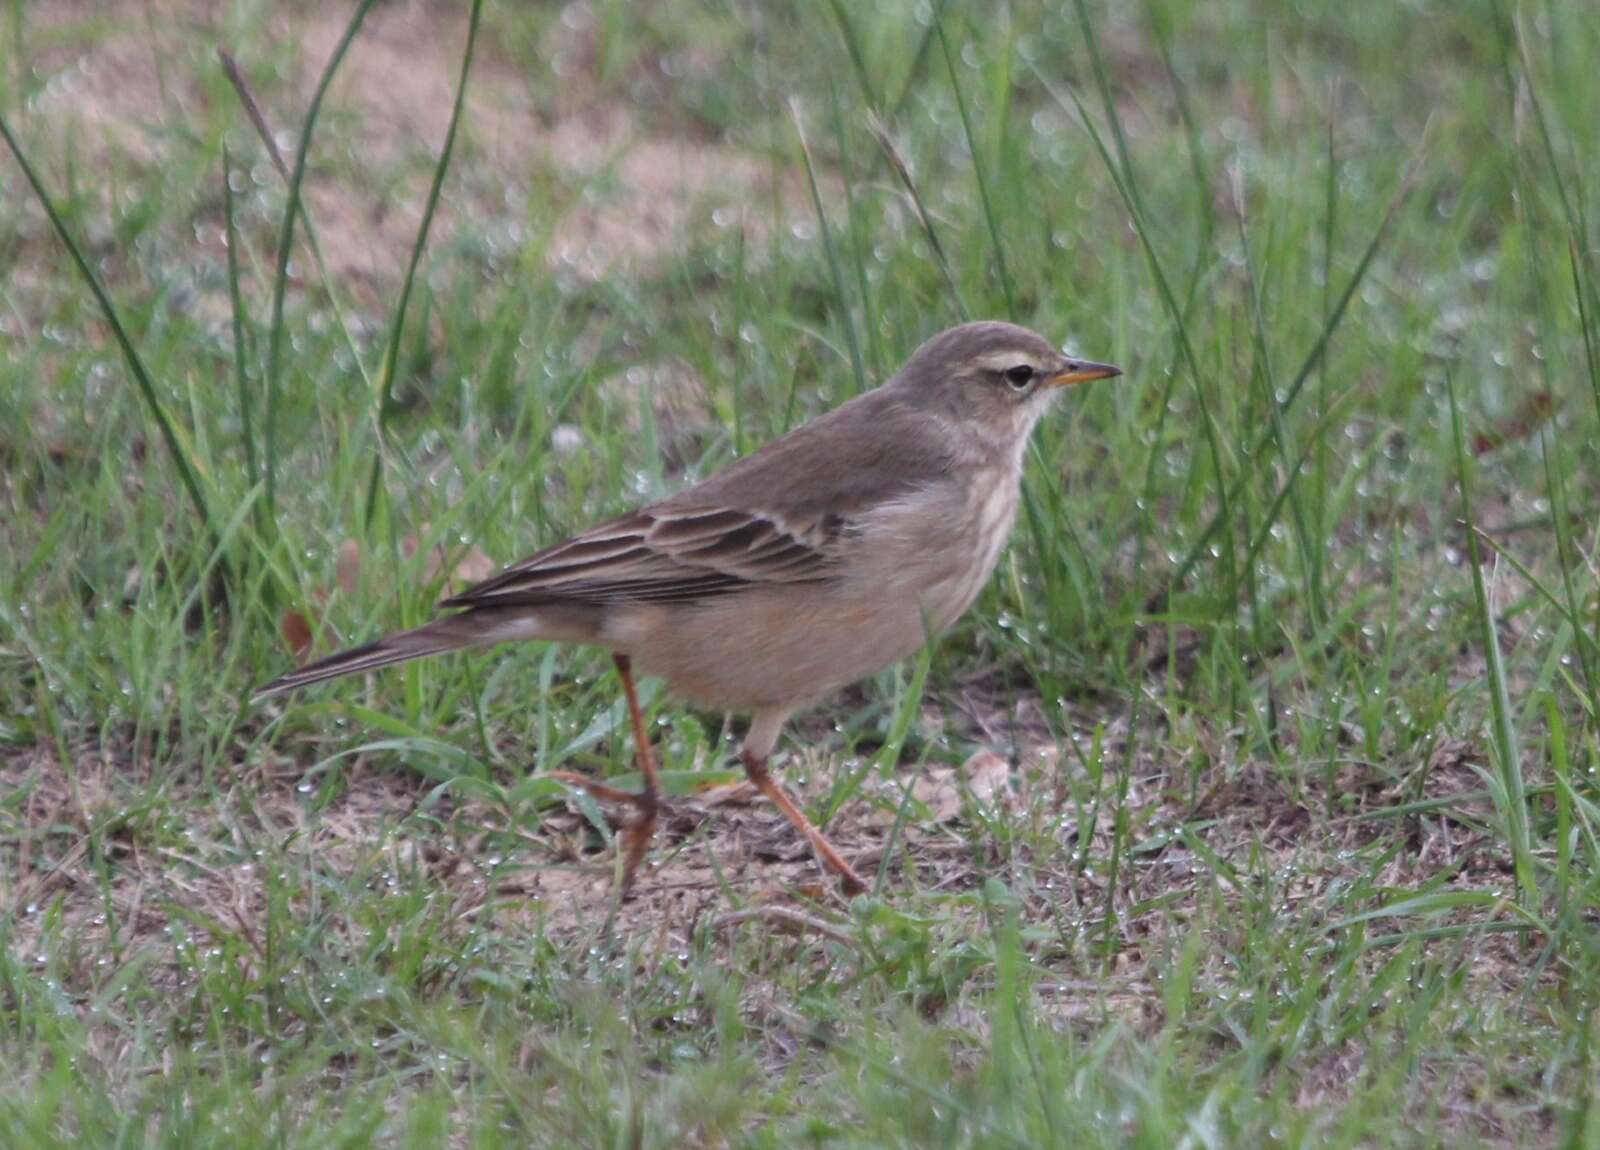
[254,611,510,700]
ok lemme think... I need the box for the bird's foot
[547,769,661,896]
[617,802,659,896]
[738,750,869,898]
[546,770,652,809]
[834,864,869,898]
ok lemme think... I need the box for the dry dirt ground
[20,0,807,293]
[2,694,1526,1057]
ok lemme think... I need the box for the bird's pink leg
[547,653,660,894]
[739,749,868,896]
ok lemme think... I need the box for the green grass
[3,0,1600,1144]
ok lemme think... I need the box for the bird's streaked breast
[933,467,1020,631]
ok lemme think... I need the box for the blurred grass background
[3,0,1600,1144]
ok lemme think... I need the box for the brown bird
[255,321,1121,895]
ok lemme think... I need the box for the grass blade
[866,111,970,322]
[221,145,259,533]
[1446,367,1536,907]
[935,10,1016,320]
[1159,133,1425,601]
[823,0,878,112]
[1031,59,1238,615]
[1069,0,1144,218]
[791,99,868,393]
[1547,695,1572,915]
[0,111,216,544]
[1144,1,1214,249]
[1471,524,1600,672]
[1313,81,1340,622]
[217,48,289,181]
[1539,429,1600,717]
[1569,238,1600,428]
[1234,173,1322,626]
[263,0,378,532]
[826,67,884,382]
[218,46,375,396]
[363,0,484,524]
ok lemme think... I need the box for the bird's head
[889,320,1121,441]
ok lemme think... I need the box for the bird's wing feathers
[441,505,841,608]
[442,389,957,611]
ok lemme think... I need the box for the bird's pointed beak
[1045,358,1123,387]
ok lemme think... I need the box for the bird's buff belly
[605,475,1016,713]
[607,585,957,713]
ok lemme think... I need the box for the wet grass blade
[1160,137,1424,599]
[1235,178,1322,626]
[1237,387,1358,581]
[826,68,884,382]
[1570,238,1600,427]
[218,47,375,395]
[1446,367,1536,907]
[221,145,259,533]
[1145,1,1214,247]
[1504,5,1578,243]
[885,2,944,125]
[866,111,969,322]
[936,10,1016,320]
[1471,524,1600,672]
[217,49,289,181]
[0,111,217,545]
[1313,82,1340,620]
[823,0,878,113]
[1070,0,1144,217]
[364,0,483,524]
[1546,695,1573,915]
[264,0,378,533]
[791,99,867,395]
[1540,429,1600,716]
[1031,60,1238,615]
[1494,2,1600,437]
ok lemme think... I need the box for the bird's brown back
[655,385,959,523]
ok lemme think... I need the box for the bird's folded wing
[445,387,955,611]
[439,505,842,608]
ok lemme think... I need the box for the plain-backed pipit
[256,321,1121,894]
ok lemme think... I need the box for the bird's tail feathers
[254,613,501,700]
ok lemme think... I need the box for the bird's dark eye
[1003,364,1035,390]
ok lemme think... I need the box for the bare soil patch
[2,692,1531,1024]
[18,0,806,297]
